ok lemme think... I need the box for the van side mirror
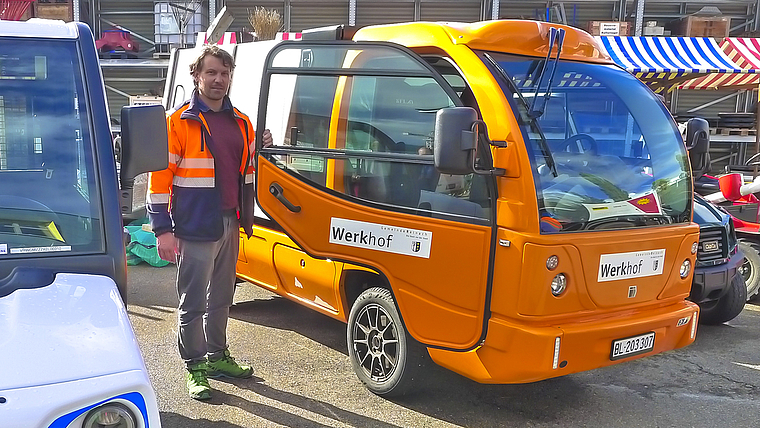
[119,104,169,215]
[433,107,477,175]
[685,117,711,179]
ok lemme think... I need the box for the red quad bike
[695,172,760,301]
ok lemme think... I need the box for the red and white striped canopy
[680,38,760,89]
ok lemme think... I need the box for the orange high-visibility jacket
[147,93,256,241]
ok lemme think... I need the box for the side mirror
[433,107,477,175]
[718,173,743,201]
[119,104,169,215]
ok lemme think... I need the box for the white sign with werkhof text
[329,218,432,258]
[598,249,666,282]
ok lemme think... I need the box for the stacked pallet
[713,112,756,136]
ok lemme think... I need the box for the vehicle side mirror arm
[469,120,506,176]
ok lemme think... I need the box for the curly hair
[189,45,235,88]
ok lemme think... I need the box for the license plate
[610,332,655,360]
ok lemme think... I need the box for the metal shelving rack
[72,0,760,126]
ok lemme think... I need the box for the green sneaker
[186,362,211,400]
[207,350,253,379]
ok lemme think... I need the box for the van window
[483,52,691,232]
[339,75,490,221]
[265,74,336,186]
[262,44,492,223]
[0,39,103,257]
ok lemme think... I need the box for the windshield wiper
[529,27,566,120]
[483,52,557,177]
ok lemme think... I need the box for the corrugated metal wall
[291,1,349,31]
[565,3,616,29]
[495,1,755,36]
[499,2,554,21]
[225,1,284,34]
[420,1,482,23]
[226,1,350,34]
[673,88,753,120]
[498,1,618,27]
[102,67,167,121]
[356,1,415,27]
[90,0,760,150]
[98,0,166,52]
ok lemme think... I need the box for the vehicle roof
[0,18,78,39]
[353,20,613,64]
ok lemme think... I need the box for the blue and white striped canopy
[596,36,749,74]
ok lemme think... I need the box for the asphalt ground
[126,263,760,428]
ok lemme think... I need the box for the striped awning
[597,36,753,92]
[680,38,760,89]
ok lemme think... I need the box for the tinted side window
[265,74,337,186]
[262,44,493,223]
[337,75,490,221]
[0,40,103,255]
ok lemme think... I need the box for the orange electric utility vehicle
[163,20,701,396]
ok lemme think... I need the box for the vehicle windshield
[480,52,691,233]
[0,39,102,257]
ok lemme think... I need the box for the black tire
[738,239,760,300]
[347,287,425,397]
[699,274,747,325]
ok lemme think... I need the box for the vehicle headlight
[680,260,691,279]
[691,242,698,254]
[83,403,136,428]
[551,273,567,296]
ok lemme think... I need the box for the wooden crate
[673,16,729,38]
[587,21,630,36]
[35,3,72,22]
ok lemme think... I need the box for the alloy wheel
[351,303,400,383]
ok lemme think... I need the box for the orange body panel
[353,20,613,65]
[237,226,349,321]
[256,160,492,349]
[272,244,339,313]
[493,226,699,319]
[429,300,698,383]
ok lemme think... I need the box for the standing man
[147,45,272,401]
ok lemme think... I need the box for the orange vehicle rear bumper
[427,300,699,384]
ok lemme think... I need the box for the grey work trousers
[176,213,239,367]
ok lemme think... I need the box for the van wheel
[347,287,424,397]
[738,239,760,300]
[699,274,747,325]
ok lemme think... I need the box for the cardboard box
[672,16,729,38]
[35,3,72,22]
[587,21,630,36]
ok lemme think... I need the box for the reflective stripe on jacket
[147,93,256,241]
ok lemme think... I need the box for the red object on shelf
[0,0,34,21]
[95,29,140,54]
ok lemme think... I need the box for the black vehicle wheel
[347,287,425,397]
[738,239,760,300]
[699,274,747,325]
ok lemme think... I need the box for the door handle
[269,183,301,213]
